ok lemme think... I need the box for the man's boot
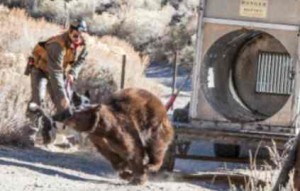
[26,106,40,129]
[39,115,57,145]
[26,102,56,145]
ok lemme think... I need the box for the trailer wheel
[173,108,189,123]
[213,143,240,158]
[161,143,176,172]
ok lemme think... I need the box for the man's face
[69,29,83,45]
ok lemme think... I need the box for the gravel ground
[0,146,209,191]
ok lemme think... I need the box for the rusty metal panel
[256,52,293,95]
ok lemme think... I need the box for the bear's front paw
[119,170,133,181]
[129,174,148,185]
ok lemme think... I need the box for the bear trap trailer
[165,0,300,170]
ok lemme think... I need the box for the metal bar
[203,17,299,32]
[274,53,278,93]
[274,53,279,93]
[175,154,269,164]
[256,53,262,92]
[175,127,293,139]
[277,54,283,94]
[262,52,267,92]
[260,53,264,92]
[295,27,300,139]
[274,54,279,93]
[173,172,266,187]
[286,57,292,94]
[189,0,206,119]
[172,51,178,95]
[265,53,270,92]
[284,56,289,94]
[291,60,295,95]
[283,56,288,93]
[288,55,292,94]
[174,121,293,130]
[280,55,285,94]
[120,55,126,89]
[270,53,275,93]
[267,53,272,92]
[291,58,295,94]
[286,55,291,94]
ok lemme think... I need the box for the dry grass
[117,5,175,47]
[228,141,295,191]
[0,5,159,146]
[0,7,60,54]
[0,52,33,146]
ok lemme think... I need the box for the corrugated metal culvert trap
[256,51,294,95]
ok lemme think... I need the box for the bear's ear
[84,90,90,99]
[92,104,101,112]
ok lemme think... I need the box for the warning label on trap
[240,0,268,18]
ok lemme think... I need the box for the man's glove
[52,108,74,122]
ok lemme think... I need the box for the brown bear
[64,88,174,185]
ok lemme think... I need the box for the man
[26,19,88,127]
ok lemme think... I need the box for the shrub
[126,0,162,10]
[88,13,121,36]
[118,5,175,48]
[0,52,33,146]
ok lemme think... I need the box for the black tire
[161,143,176,172]
[213,143,240,158]
[173,108,189,123]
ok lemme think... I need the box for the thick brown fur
[65,88,174,185]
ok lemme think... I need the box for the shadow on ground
[0,146,117,183]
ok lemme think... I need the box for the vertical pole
[172,50,178,95]
[171,50,178,110]
[294,29,300,133]
[189,0,206,119]
[120,54,126,89]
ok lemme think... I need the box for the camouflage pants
[27,67,67,121]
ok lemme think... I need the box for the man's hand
[66,74,74,84]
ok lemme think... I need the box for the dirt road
[0,146,208,191]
